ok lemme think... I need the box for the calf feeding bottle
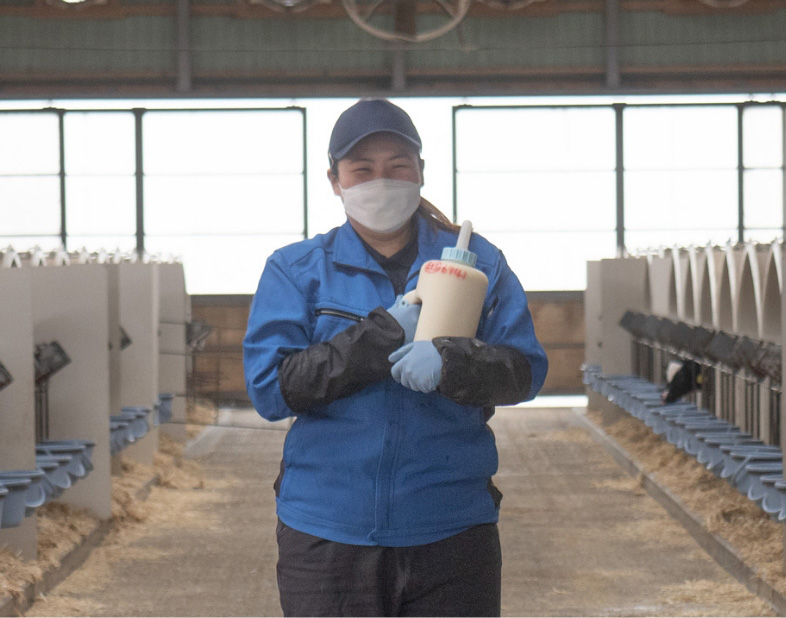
[403,220,488,341]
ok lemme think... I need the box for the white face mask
[339,178,421,234]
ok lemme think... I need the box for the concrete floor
[24,406,773,617]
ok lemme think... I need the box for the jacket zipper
[315,308,364,322]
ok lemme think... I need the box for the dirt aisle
[25,407,773,617]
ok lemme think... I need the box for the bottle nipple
[441,220,477,267]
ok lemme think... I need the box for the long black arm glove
[433,337,533,407]
[278,308,404,414]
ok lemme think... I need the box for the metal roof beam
[176,0,192,93]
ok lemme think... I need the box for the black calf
[662,360,703,403]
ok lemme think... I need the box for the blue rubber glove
[389,340,443,393]
[386,295,421,345]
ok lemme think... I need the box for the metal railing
[621,311,781,446]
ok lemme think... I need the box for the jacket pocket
[313,304,365,341]
[477,294,498,336]
[277,422,304,499]
[273,458,285,497]
[487,479,503,510]
[314,308,364,322]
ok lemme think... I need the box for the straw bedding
[0,399,213,612]
[586,407,786,598]
[7,399,783,615]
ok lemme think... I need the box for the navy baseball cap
[328,99,422,166]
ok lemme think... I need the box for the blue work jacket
[243,215,547,547]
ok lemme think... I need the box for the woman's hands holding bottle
[386,295,421,345]
[389,341,442,393]
[386,295,442,393]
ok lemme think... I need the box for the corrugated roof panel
[0,16,175,72]
[407,12,605,70]
[190,11,605,74]
[620,9,786,66]
[191,17,388,73]
[2,5,785,86]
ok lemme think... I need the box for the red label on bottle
[424,261,467,279]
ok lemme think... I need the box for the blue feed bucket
[0,470,47,516]
[0,477,32,528]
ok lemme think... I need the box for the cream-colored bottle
[403,220,489,341]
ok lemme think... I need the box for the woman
[243,98,548,617]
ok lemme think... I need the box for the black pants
[276,521,502,617]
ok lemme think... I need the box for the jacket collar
[332,214,451,280]
[333,220,386,274]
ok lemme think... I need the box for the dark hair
[417,198,461,234]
